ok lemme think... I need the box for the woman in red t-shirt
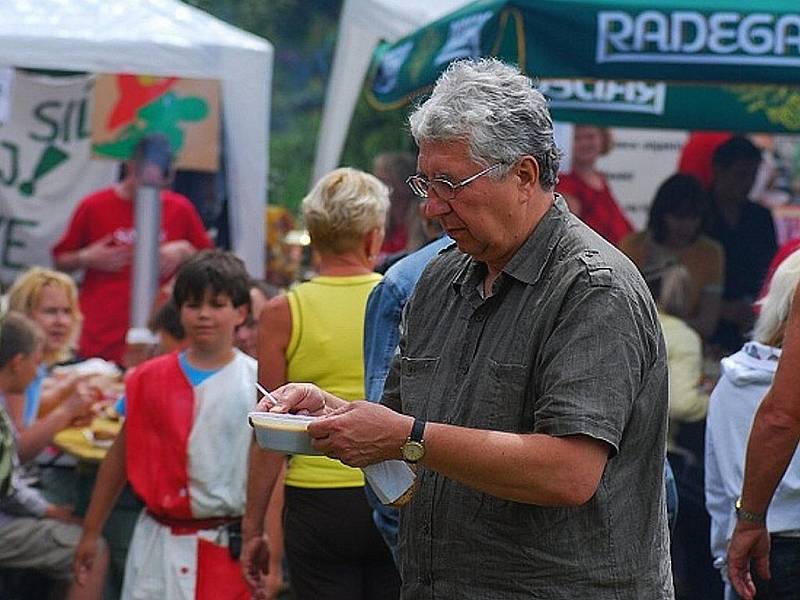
[557,125,633,246]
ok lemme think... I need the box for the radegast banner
[0,71,116,285]
[367,0,800,132]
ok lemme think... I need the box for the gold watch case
[401,439,425,463]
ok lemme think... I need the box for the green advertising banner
[367,0,800,132]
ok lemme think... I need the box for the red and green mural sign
[92,74,220,171]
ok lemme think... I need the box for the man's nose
[423,195,451,218]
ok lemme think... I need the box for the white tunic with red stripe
[122,350,256,600]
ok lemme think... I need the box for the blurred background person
[621,174,724,342]
[705,136,777,355]
[147,298,187,356]
[372,151,418,262]
[0,311,108,600]
[235,280,281,359]
[243,167,399,600]
[706,249,800,600]
[678,131,732,190]
[645,263,717,599]
[52,134,212,366]
[4,267,95,465]
[557,124,633,246]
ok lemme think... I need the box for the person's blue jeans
[665,458,678,534]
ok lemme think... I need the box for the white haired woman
[242,168,399,600]
[705,248,800,599]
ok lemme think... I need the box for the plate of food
[82,425,117,449]
[248,411,321,455]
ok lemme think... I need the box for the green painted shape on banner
[18,145,69,197]
[367,0,800,131]
[93,91,210,161]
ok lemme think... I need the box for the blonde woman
[5,267,93,461]
[243,168,399,600]
[706,249,800,599]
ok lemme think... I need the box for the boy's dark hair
[712,136,762,171]
[172,249,251,309]
[647,173,709,244]
[148,299,185,340]
[0,312,42,369]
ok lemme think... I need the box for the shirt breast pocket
[469,359,530,431]
[399,356,440,419]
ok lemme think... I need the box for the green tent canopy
[367,0,800,131]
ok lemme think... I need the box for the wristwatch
[735,497,766,524]
[401,418,426,463]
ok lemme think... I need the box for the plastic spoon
[255,382,283,410]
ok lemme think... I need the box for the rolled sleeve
[533,284,655,455]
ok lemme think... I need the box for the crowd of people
[0,58,798,600]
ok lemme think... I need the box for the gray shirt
[382,197,674,599]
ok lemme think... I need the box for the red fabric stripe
[126,352,194,518]
[195,538,250,600]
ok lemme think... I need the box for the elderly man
[727,281,800,600]
[258,59,673,598]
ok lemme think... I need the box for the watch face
[402,440,425,462]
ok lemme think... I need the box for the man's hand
[264,383,343,416]
[159,240,195,278]
[73,532,100,586]
[307,401,412,467]
[240,533,270,598]
[80,234,131,272]
[728,521,771,600]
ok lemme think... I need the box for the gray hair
[753,249,800,346]
[303,167,390,254]
[409,58,561,190]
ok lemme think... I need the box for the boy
[73,250,257,599]
[0,311,108,599]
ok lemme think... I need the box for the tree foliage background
[184,0,416,213]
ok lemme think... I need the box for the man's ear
[515,156,540,192]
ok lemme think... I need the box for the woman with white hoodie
[705,248,800,600]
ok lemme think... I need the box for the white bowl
[248,411,321,455]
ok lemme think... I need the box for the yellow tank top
[284,273,382,489]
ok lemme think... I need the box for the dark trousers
[669,420,725,600]
[284,485,400,600]
[749,536,800,600]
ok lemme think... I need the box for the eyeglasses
[406,163,502,201]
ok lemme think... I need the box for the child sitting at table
[0,311,108,599]
[73,249,257,599]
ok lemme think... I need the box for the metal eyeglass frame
[405,163,502,200]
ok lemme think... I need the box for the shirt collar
[451,194,569,296]
[502,194,569,286]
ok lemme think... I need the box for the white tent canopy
[312,0,470,184]
[0,0,272,276]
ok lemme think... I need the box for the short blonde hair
[6,267,82,364]
[753,249,800,346]
[302,168,389,254]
